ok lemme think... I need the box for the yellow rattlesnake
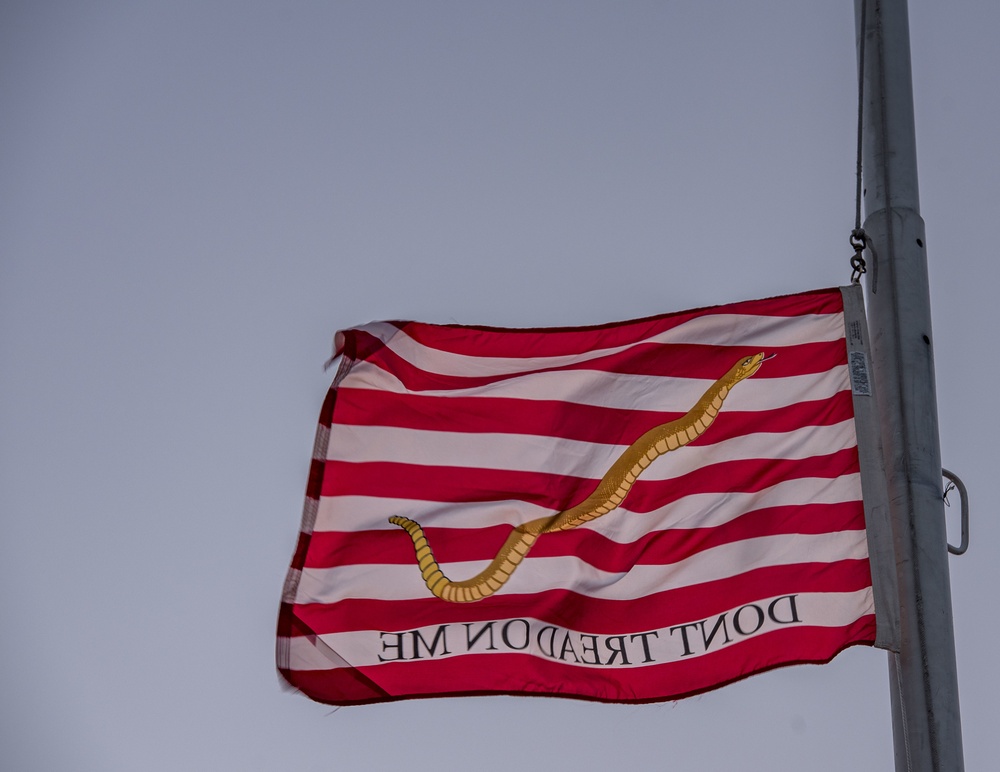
[389,352,768,603]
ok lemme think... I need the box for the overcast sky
[2,2,998,770]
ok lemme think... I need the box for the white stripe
[315,496,551,533]
[347,313,846,379]
[341,362,851,413]
[326,419,857,480]
[313,473,864,536]
[283,633,356,671]
[294,530,869,605]
[282,587,874,671]
[629,473,862,533]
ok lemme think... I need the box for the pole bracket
[942,468,969,556]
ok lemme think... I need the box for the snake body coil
[390,353,767,603]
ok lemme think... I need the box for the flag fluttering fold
[277,287,892,705]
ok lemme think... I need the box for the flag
[277,287,894,705]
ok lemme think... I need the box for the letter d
[767,594,802,625]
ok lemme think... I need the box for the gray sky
[2,2,997,770]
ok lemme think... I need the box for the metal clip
[942,468,969,556]
[850,228,868,284]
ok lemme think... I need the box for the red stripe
[317,386,337,429]
[289,559,873,636]
[375,289,845,359]
[360,618,877,701]
[290,530,312,569]
[319,447,860,509]
[583,341,847,378]
[350,332,844,395]
[331,388,856,445]
[279,616,875,706]
[280,657,392,704]
[305,501,865,570]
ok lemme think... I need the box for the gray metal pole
[854,1,964,769]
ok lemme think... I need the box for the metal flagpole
[853,1,964,769]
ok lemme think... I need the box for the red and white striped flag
[277,287,894,705]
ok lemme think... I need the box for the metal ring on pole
[942,468,969,556]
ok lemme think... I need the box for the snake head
[729,352,769,384]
